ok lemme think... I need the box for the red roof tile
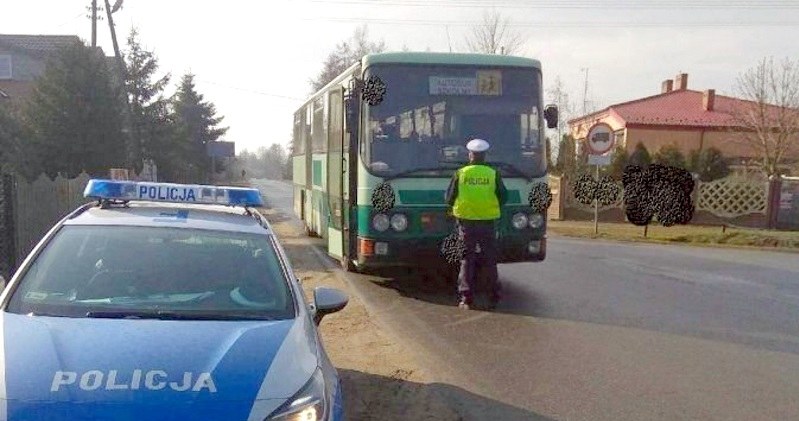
[571,89,785,129]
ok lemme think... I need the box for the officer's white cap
[466,139,490,152]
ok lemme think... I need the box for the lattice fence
[696,175,767,218]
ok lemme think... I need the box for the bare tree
[310,25,386,93]
[733,56,799,176]
[546,76,574,163]
[465,10,525,55]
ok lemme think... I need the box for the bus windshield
[363,64,546,179]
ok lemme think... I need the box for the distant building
[568,73,797,171]
[0,34,82,104]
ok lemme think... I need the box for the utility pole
[445,25,453,53]
[91,0,98,47]
[104,0,123,64]
[581,67,589,115]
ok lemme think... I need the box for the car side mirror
[544,104,559,129]
[313,287,348,325]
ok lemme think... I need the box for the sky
[4,0,799,153]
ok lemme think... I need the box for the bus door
[326,88,347,261]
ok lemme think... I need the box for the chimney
[675,73,688,90]
[703,89,715,111]
[661,79,674,94]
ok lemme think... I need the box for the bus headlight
[390,214,408,232]
[372,214,390,232]
[529,214,544,229]
[511,213,528,230]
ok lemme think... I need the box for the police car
[0,180,347,421]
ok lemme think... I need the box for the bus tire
[342,257,361,273]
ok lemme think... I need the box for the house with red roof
[0,34,82,105]
[568,73,796,169]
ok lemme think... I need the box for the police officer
[445,139,507,310]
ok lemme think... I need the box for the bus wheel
[341,257,359,273]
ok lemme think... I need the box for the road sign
[586,122,615,155]
[206,141,235,158]
[588,154,612,166]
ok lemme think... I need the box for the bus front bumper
[355,236,546,269]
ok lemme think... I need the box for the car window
[6,225,295,320]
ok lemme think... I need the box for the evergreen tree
[688,147,730,181]
[554,134,575,176]
[0,103,23,171]
[653,144,687,169]
[21,40,125,178]
[605,145,629,179]
[124,28,172,173]
[628,142,652,168]
[173,73,228,182]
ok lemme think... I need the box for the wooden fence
[552,173,777,228]
[13,172,93,266]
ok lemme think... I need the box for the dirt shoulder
[260,208,459,421]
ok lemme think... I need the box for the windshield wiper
[383,164,460,181]
[488,162,533,181]
[441,161,533,181]
[85,310,276,321]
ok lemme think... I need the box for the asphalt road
[255,179,799,421]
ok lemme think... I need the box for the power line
[300,17,799,27]
[56,12,85,28]
[195,80,304,101]
[309,0,799,9]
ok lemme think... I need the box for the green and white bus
[292,52,557,273]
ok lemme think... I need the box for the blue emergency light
[83,179,264,207]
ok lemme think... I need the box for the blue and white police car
[0,180,347,421]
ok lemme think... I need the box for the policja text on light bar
[83,179,264,207]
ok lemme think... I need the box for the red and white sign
[586,122,615,155]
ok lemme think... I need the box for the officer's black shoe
[486,292,501,310]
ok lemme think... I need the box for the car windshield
[7,225,295,320]
[363,64,545,179]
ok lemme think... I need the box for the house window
[0,55,11,80]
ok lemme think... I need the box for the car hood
[0,312,319,421]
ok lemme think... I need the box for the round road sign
[586,122,615,155]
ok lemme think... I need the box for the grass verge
[547,220,799,251]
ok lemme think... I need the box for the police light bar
[83,179,264,207]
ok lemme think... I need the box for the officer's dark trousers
[457,220,500,302]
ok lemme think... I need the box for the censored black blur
[441,231,466,265]
[371,182,396,212]
[362,75,387,106]
[622,164,695,227]
[571,174,621,206]
[528,183,553,214]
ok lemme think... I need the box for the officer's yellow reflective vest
[452,164,501,220]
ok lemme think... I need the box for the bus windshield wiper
[486,162,532,181]
[85,310,276,321]
[383,165,460,181]
[440,161,533,181]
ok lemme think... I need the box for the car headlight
[266,369,327,421]
[390,213,408,231]
[511,213,528,230]
[372,213,390,232]
[529,213,544,229]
